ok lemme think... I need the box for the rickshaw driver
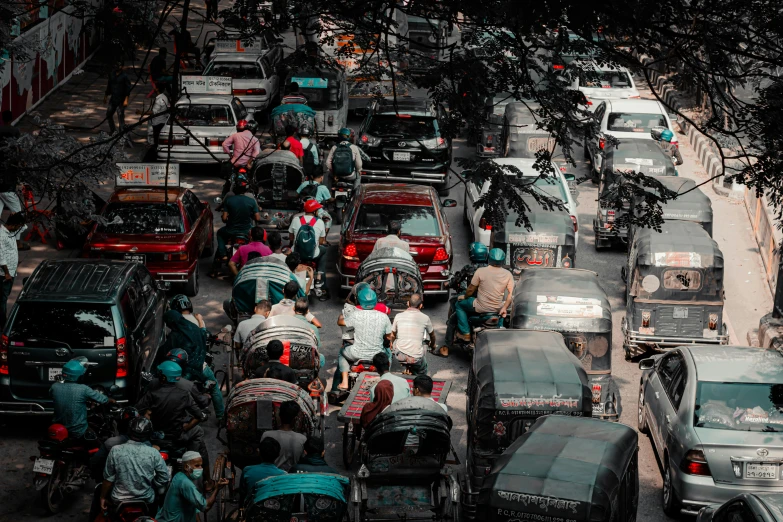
[440,242,489,356]
[455,248,514,342]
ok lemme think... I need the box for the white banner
[116,163,180,186]
[181,75,233,95]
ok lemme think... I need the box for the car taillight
[343,243,359,261]
[592,384,602,404]
[116,337,128,378]
[479,218,492,231]
[160,137,186,145]
[606,210,615,223]
[570,215,578,233]
[641,310,651,328]
[208,138,224,146]
[0,334,8,375]
[552,64,564,70]
[433,247,449,263]
[164,252,188,261]
[599,138,605,150]
[437,137,445,145]
[681,449,711,476]
[233,88,267,95]
[160,451,169,461]
[709,313,718,330]
[361,134,368,143]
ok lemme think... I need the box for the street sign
[116,163,180,187]
[214,38,266,54]
[180,75,233,95]
[291,76,329,89]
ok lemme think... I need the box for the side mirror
[441,199,457,208]
[563,173,576,181]
[638,358,655,371]
[650,126,666,141]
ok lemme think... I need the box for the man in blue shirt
[50,358,112,440]
[238,437,285,504]
[157,451,229,522]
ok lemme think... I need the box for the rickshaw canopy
[495,204,576,270]
[478,416,638,522]
[232,256,299,311]
[270,103,317,138]
[631,220,723,270]
[632,176,713,235]
[253,473,350,504]
[355,247,423,309]
[255,149,305,173]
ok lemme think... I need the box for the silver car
[203,53,280,115]
[638,346,783,517]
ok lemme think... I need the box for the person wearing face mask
[156,451,229,522]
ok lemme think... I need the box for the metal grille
[656,306,703,337]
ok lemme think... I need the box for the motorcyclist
[440,242,489,356]
[455,247,514,342]
[169,294,204,329]
[326,128,363,187]
[211,175,261,277]
[50,357,114,442]
[90,406,140,481]
[288,199,329,300]
[99,417,168,518]
[335,284,392,391]
[135,361,211,479]
[162,349,212,411]
[657,128,683,166]
[221,119,261,199]
[390,292,434,376]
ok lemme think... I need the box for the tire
[334,207,343,225]
[342,421,357,469]
[184,264,200,297]
[41,463,66,514]
[637,386,649,434]
[201,232,214,258]
[662,459,682,518]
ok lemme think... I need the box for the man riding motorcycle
[455,247,514,342]
[211,175,262,277]
[50,358,113,443]
[440,242,489,356]
[221,119,261,199]
[163,349,212,410]
[658,128,683,166]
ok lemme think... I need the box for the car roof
[686,346,783,383]
[175,95,236,105]
[110,188,185,203]
[19,260,135,303]
[606,99,664,113]
[360,183,435,206]
[210,53,262,63]
[492,157,557,176]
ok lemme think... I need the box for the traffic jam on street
[0,1,782,522]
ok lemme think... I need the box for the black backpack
[299,180,319,200]
[303,142,317,177]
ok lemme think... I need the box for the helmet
[300,125,312,137]
[119,407,140,434]
[166,348,189,369]
[303,199,322,213]
[48,424,69,441]
[128,416,154,442]
[660,129,674,142]
[488,248,506,266]
[169,294,193,313]
[236,119,249,132]
[247,119,259,134]
[62,358,87,382]
[158,360,182,383]
[469,242,489,263]
[356,282,378,309]
[235,173,249,190]
[338,127,351,138]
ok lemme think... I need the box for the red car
[337,183,455,297]
[83,187,213,296]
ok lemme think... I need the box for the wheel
[342,421,357,469]
[662,458,682,518]
[41,463,66,514]
[637,386,649,434]
[212,454,228,522]
[184,264,200,296]
[201,232,214,258]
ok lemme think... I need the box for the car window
[657,352,682,392]
[511,174,568,202]
[174,104,234,127]
[127,277,145,321]
[120,291,137,331]
[183,191,202,226]
[578,69,633,88]
[607,112,667,133]
[366,115,439,139]
[354,203,441,237]
[9,303,116,348]
[663,269,702,291]
[136,269,156,302]
[694,381,783,432]
[667,363,687,410]
[204,61,264,79]
[98,203,184,235]
[232,98,248,120]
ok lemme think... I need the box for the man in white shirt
[148,83,169,146]
[234,300,271,350]
[288,199,328,295]
[0,213,25,329]
[372,220,409,253]
[390,293,434,375]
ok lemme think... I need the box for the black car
[0,260,166,414]
[357,98,453,195]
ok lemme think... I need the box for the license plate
[124,254,146,264]
[673,307,688,319]
[746,463,778,479]
[647,167,664,174]
[592,403,605,414]
[33,458,55,475]
[335,191,348,198]
[392,152,411,162]
[48,368,62,381]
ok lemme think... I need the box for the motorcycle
[33,388,121,514]
[331,179,355,225]
[443,270,507,358]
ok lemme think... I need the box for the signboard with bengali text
[180,75,233,95]
[116,163,180,187]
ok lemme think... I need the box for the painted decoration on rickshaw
[652,251,702,268]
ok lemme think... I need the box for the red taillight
[552,64,564,70]
[361,135,368,143]
[433,247,449,263]
[160,451,169,461]
[479,218,492,231]
[681,449,711,476]
[343,243,358,260]
[396,114,411,118]
[592,384,602,404]
[606,210,615,223]
[437,137,445,145]
[0,334,8,375]
[599,138,605,150]
[570,215,578,233]
[160,137,186,145]
[116,337,128,378]
[208,138,224,146]
[486,135,493,144]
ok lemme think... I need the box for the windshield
[607,112,667,133]
[174,104,234,127]
[204,61,264,79]
[613,141,668,166]
[97,203,184,235]
[10,303,116,348]
[531,176,568,202]
[508,133,559,159]
[354,204,440,237]
[695,382,783,432]
[367,115,438,139]
[578,69,633,88]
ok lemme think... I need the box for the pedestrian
[228,226,272,276]
[390,293,434,375]
[233,299,271,349]
[360,379,393,429]
[260,401,307,471]
[205,0,219,21]
[149,82,170,146]
[266,231,288,263]
[298,127,320,179]
[412,375,448,412]
[285,252,313,295]
[268,280,301,317]
[372,220,409,253]
[0,212,25,329]
[290,436,338,474]
[156,451,229,522]
[104,63,132,135]
[149,47,173,86]
[295,297,322,329]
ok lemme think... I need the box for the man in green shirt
[156,451,228,522]
[238,437,285,504]
[212,181,261,277]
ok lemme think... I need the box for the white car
[464,157,580,248]
[585,99,678,177]
[203,53,280,115]
[567,60,640,107]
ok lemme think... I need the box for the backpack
[332,142,354,176]
[294,216,318,260]
[303,142,317,177]
[299,180,319,200]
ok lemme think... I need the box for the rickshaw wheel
[212,454,234,522]
[342,422,358,469]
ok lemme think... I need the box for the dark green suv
[0,260,166,414]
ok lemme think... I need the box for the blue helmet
[166,348,189,370]
[158,360,182,383]
[338,127,351,138]
[169,294,192,313]
[62,358,87,382]
[469,242,489,263]
[488,248,506,266]
[660,129,674,142]
[355,282,377,309]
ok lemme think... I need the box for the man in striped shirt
[390,293,435,375]
[0,213,25,329]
